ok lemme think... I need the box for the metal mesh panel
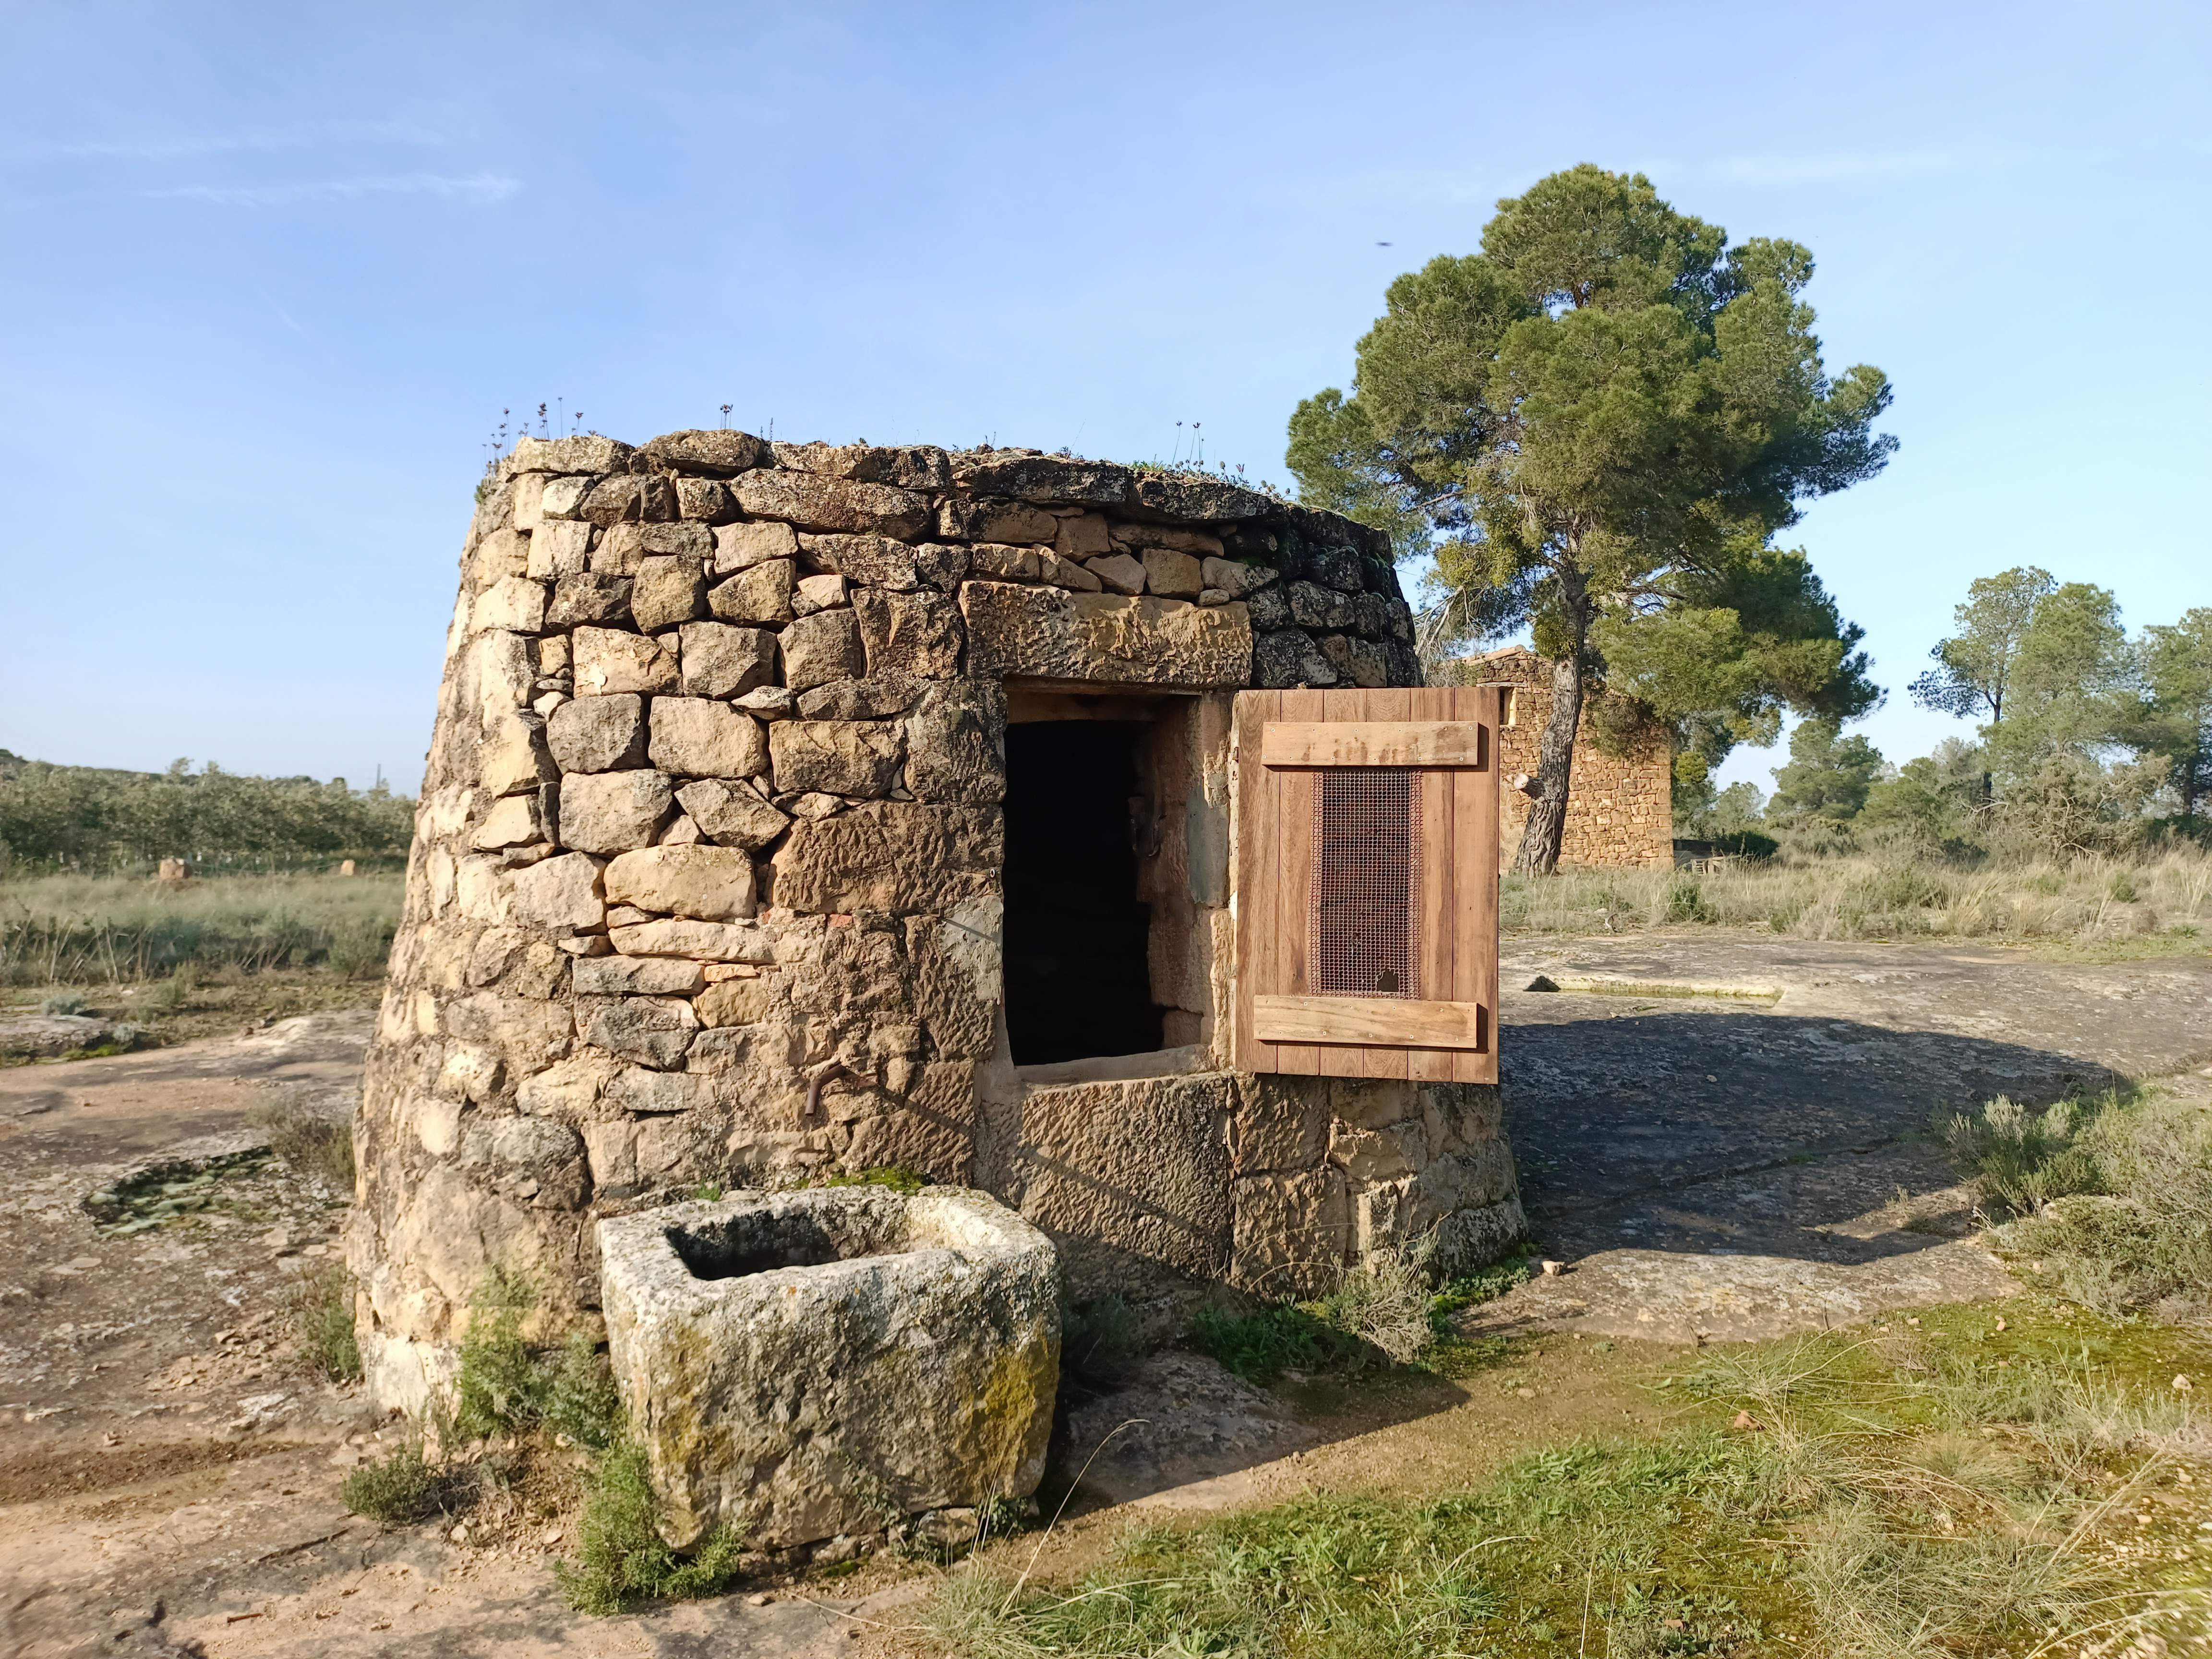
[1310,768,1421,999]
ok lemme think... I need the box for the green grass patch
[341,1437,445,1526]
[284,1261,361,1383]
[556,1443,744,1615]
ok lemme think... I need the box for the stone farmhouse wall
[1462,647,1673,869]
[352,431,1525,1413]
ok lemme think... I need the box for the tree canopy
[1288,164,1895,871]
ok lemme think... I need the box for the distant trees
[0,754,414,873]
[1767,718,1885,825]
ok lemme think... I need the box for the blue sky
[2,1,2205,795]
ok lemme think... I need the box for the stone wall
[1464,647,1673,868]
[352,431,1524,1412]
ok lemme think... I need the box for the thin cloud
[144,171,519,207]
[7,120,451,163]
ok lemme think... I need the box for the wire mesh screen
[1310,768,1422,998]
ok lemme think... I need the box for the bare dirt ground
[2,934,2207,1656]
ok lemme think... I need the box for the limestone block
[649,699,767,780]
[801,532,920,590]
[1231,1077,1329,1175]
[511,476,545,532]
[693,972,787,1028]
[511,433,634,473]
[1319,634,1389,688]
[590,523,645,577]
[1115,522,1226,556]
[480,712,555,796]
[677,622,775,700]
[574,626,678,697]
[1036,552,1103,592]
[467,528,529,587]
[732,470,931,539]
[581,473,677,526]
[969,543,1040,582]
[516,1048,622,1118]
[1199,556,1276,598]
[906,897,1000,1059]
[771,804,1002,914]
[903,681,1005,805]
[1084,553,1144,595]
[1141,548,1203,600]
[1048,512,1108,559]
[769,720,904,798]
[1129,473,1268,521]
[951,452,1129,505]
[774,441,953,490]
[604,845,758,921]
[1245,584,1291,631]
[470,576,547,635]
[573,955,707,996]
[471,792,545,851]
[913,541,969,588]
[580,995,700,1070]
[557,769,674,854]
[547,573,634,628]
[608,917,774,962]
[841,1103,974,1186]
[547,693,647,774]
[780,609,866,692]
[441,992,575,1078]
[796,673,921,720]
[540,477,593,519]
[631,556,707,632]
[599,1187,1058,1549]
[413,1093,464,1158]
[1014,1074,1233,1289]
[528,520,594,578]
[385,1164,566,1339]
[712,519,801,575]
[1328,1119,1425,1184]
[1229,1169,1351,1295]
[856,576,962,650]
[676,778,791,851]
[640,428,775,474]
[604,1066,721,1114]
[687,1021,807,1072]
[794,573,849,615]
[674,477,737,523]
[1252,629,1336,688]
[960,583,1252,688]
[458,1115,589,1209]
[708,560,796,626]
[584,1113,707,1198]
[937,497,1059,542]
[456,855,514,925]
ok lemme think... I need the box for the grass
[556,1443,745,1615]
[1504,844,2212,952]
[921,1307,2212,1659]
[1948,1084,2212,1320]
[285,1261,362,1383]
[253,1097,356,1194]
[342,1435,445,1526]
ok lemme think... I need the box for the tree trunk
[1511,629,1588,877]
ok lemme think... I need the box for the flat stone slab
[600,1185,1059,1551]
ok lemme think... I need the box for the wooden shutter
[1232,686,1501,1084]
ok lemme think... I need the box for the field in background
[1507,844,2212,953]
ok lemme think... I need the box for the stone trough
[598,1184,1059,1551]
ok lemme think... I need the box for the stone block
[1252,628,1336,688]
[508,852,605,935]
[607,917,774,962]
[1052,513,1110,558]
[557,769,674,854]
[732,470,930,539]
[801,532,920,590]
[1085,553,1145,595]
[511,433,634,473]
[457,1115,590,1210]
[480,712,556,796]
[853,588,963,678]
[547,693,647,773]
[968,543,1040,581]
[631,556,707,632]
[1115,522,1227,557]
[580,994,699,1070]
[1199,556,1276,598]
[639,428,774,474]
[599,1187,1058,1549]
[674,477,737,523]
[540,476,593,519]
[1129,473,1268,521]
[581,473,677,526]
[773,442,953,490]
[960,583,1252,688]
[1229,1169,1351,1296]
[573,955,707,996]
[708,560,796,626]
[1036,552,1102,592]
[780,609,866,692]
[771,803,1002,914]
[1288,580,1353,631]
[1141,548,1203,599]
[675,778,791,851]
[1244,584,1291,631]
[649,699,767,779]
[693,972,787,1027]
[470,792,544,850]
[794,573,849,614]
[712,519,801,574]
[585,1113,708,1199]
[950,452,1129,505]
[937,497,1059,543]
[470,576,547,635]
[1231,1076,1329,1175]
[574,627,678,696]
[676,621,776,700]
[769,720,905,798]
[903,680,1005,805]
[604,844,758,921]
[528,520,594,579]
[796,674,922,720]
[605,1066,721,1115]
[546,574,634,629]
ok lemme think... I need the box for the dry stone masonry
[353,430,1525,1413]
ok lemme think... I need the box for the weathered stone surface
[773,442,954,490]
[903,681,1005,805]
[961,583,1252,687]
[604,844,758,921]
[471,792,545,850]
[457,1115,590,1210]
[1036,551,1103,592]
[442,992,576,1077]
[731,470,931,539]
[676,621,775,700]
[639,428,774,474]
[547,573,633,628]
[557,770,674,854]
[585,1113,710,1199]
[1288,580,1354,631]
[712,519,801,574]
[780,609,866,691]
[1245,583,1291,631]
[573,954,707,996]
[674,476,737,522]
[649,698,767,779]
[1200,555,1276,597]
[547,693,647,773]
[707,559,796,626]
[1142,548,1203,599]
[580,995,699,1070]
[1086,553,1144,595]
[479,712,555,796]
[1052,513,1111,559]
[574,627,678,696]
[600,1187,1058,1549]
[796,673,921,721]
[693,973,786,1027]
[951,452,1129,505]
[581,473,677,526]
[510,433,634,473]
[771,803,1001,914]
[466,526,530,588]
[854,588,963,678]
[469,576,547,635]
[1129,473,1269,521]
[607,917,773,962]
[794,573,848,615]
[1118,522,1227,556]
[1230,1170,1351,1295]
[1318,633,1388,687]
[968,543,1039,581]
[1252,628,1337,688]
[675,778,790,851]
[769,720,904,798]
[605,1066,721,1115]
[540,477,593,522]
[631,556,706,632]
[508,852,605,934]
[800,532,919,590]
[936,496,1059,543]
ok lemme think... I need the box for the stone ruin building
[352,429,1527,1417]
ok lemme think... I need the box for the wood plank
[1270,689,1327,1076]
[1351,688,1414,1080]
[1453,685,1502,1085]
[1254,995,1488,1050]
[1407,687,1457,1083]
[1231,691,1276,1074]
[1261,721,1488,769]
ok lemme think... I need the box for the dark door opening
[1003,720,1164,1066]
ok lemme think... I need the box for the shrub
[454,1284,548,1437]
[39,989,87,1015]
[253,1100,355,1192]
[1187,1300,1361,1383]
[1062,1294,1143,1388]
[543,1330,623,1451]
[342,1438,442,1525]
[285,1261,362,1383]
[556,1444,744,1614]
[1663,875,1718,923]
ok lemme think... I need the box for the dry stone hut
[353,431,1527,1413]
